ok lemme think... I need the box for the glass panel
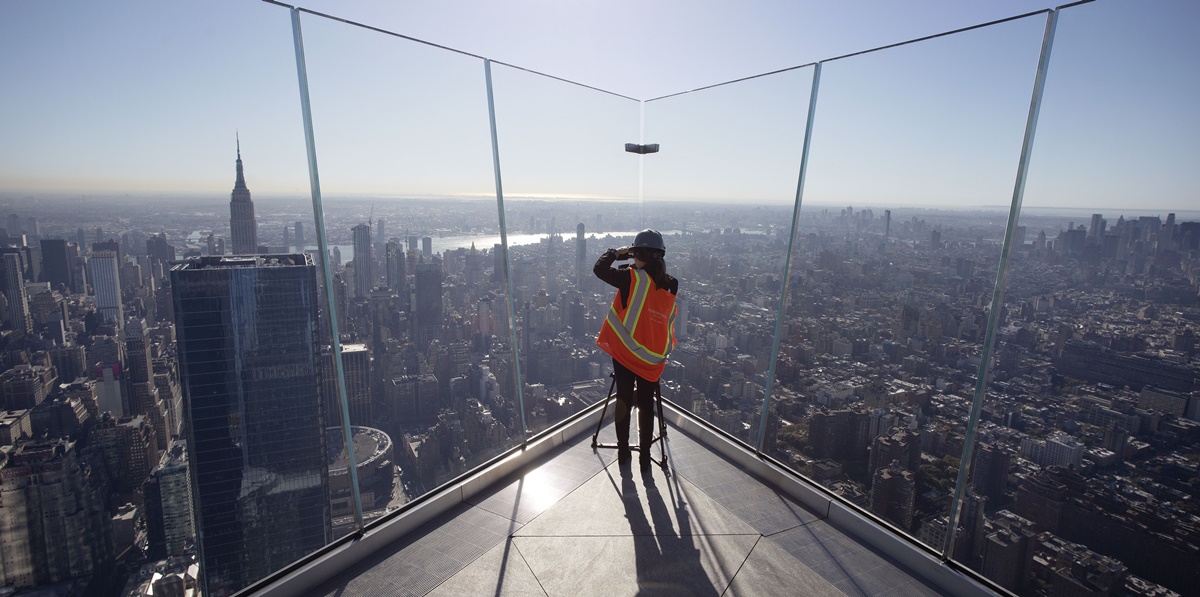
[295,11,508,531]
[983,1,1200,594]
[762,14,1048,557]
[642,68,814,446]
[486,64,640,435]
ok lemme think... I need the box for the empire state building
[229,136,258,255]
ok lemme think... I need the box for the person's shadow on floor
[621,465,719,596]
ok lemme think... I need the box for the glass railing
[486,61,640,435]
[644,67,814,444]
[761,8,1050,553]
[973,1,1200,594]
[2,1,1197,595]
[292,7,515,533]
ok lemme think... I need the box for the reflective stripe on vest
[604,269,672,366]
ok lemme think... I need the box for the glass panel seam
[942,8,1059,559]
[484,59,529,440]
[639,100,645,227]
[289,7,364,531]
[758,63,822,453]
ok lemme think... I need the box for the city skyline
[1,188,1198,595]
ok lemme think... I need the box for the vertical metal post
[290,8,364,531]
[484,59,529,440]
[639,100,646,227]
[944,9,1058,558]
[757,63,822,453]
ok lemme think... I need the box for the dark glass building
[414,259,443,345]
[38,238,73,291]
[170,254,329,596]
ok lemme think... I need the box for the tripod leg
[592,374,616,448]
[656,383,668,468]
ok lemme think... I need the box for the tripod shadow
[620,465,719,596]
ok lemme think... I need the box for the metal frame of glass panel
[941,9,1059,558]
[289,7,365,532]
[757,62,821,453]
[484,59,529,439]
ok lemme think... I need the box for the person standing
[594,229,679,471]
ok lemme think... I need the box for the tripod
[591,373,669,473]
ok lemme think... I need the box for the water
[290,230,658,262]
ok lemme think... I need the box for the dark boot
[616,399,632,465]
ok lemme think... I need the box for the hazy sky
[0,0,1196,212]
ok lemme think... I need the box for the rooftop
[171,254,313,271]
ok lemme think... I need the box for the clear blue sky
[0,0,1196,211]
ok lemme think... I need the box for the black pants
[612,358,656,455]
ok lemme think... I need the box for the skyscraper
[0,438,112,589]
[870,462,916,530]
[321,343,371,427]
[1,252,32,334]
[352,223,372,299]
[674,297,688,341]
[386,241,406,294]
[970,442,1011,503]
[980,511,1036,592]
[145,233,176,270]
[464,243,483,288]
[1089,213,1105,239]
[868,427,920,483]
[575,223,586,290]
[294,221,305,247]
[171,255,329,595]
[124,318,154,385]
[144,442,195,560]
[492,243,504,284]
[389,373,439,425]
[88,250,123,327]
[0,247,33,280]
[545,229,561,295]
[125,319,169,449]
[39,238,73,291]
[229,137,258,255]
[415,259,443,346]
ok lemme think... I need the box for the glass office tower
[170,254,330,596]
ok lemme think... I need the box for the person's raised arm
[595,247,635,309]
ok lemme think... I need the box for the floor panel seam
[676,470,823,539]
[510,536,551,597]
[467,449,619,538]
[512,532,764,538]
[462,453,614,526]
[719,534,763,597]
[468,501,526,525]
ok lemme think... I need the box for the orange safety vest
[596,268,678,382]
